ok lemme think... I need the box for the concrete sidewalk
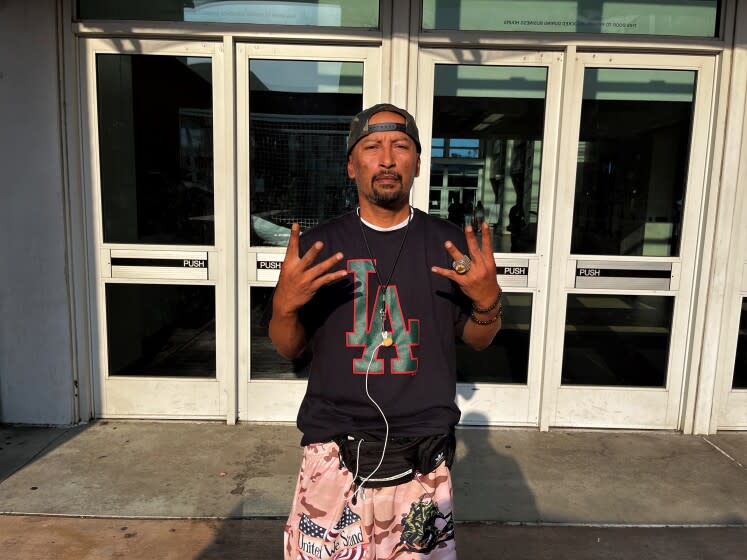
[0,421,745,558]
[1,517,745,559]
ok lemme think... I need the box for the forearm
[462,316,501,351]
[461,289,502,350]
[269,308,308,360]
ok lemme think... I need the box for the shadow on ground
[0,424,86,484]
[195,414,540,558]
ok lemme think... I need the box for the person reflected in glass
[474,200,485,229]
[270,104,503,559]
[447,197,465,227]
[507,204,526,252]
[463,199,474,229]
[508,141,528,252]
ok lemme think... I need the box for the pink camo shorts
[284,441,457,560]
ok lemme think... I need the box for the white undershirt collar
[357,206,413,232]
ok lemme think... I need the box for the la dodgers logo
[345,259,420,375]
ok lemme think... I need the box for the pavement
[0,421,745,558]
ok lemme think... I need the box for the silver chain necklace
[357,208,413,346]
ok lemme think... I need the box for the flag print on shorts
[298,504,366,560]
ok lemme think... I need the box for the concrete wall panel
[0,0,74,424]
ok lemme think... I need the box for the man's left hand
[431,222,501,309]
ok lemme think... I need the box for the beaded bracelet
[472,290,502,314]
[469,305,503,325]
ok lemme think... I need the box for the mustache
[373,171,402,181]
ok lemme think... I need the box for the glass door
[719,293,747,428]
[543,53,716,429]
[715,198,747,429]
[237,44,381,421]
[83,39,229,418]
[414,50,564,426]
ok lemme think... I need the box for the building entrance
[83,39,717,429]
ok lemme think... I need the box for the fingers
[442,240,464,261]
[307,251,344,279]
[298,239,325,267]
[310,269,350,292]
[286,223,301,259]
[436,223,498,301]
[286,224,329,269]
[431,265,460,283]
[282,222,346,284]
[281,229,347,293]
[446,225,485,268]
[480,221,494,256]
[463,225,482,263]
[275,234,347,314]
[478,222,497,276]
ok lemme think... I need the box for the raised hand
[272,223,349,317]
[269,224,349,359]
[431,222,501,310]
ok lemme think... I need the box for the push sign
[495,260,529,287]
[108,250,209,280]
[575,261,671,290]
[256,253,284,282]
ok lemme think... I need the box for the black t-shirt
[295,209,470,445]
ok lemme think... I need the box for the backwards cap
[346,103,421,156]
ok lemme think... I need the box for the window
[79,0,379,28]
[422,0,719,37]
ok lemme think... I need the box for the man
[271,104,502,559]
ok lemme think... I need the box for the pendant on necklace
[381,331,393,347]
[379,302,393,346]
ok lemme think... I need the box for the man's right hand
[269,223,348,359]
[272,223,348,316]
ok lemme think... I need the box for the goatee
[365,189,409,209]
[365,173,409,209]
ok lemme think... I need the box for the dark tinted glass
[249,60,363,246]
[562,294,674,386]
[250,287,310,379]
[571,68,695,257]
[430,65,547,254]
[97,54,214,245]
[106,284,215,377]
[733,298,747,389]
[456,293,531,384]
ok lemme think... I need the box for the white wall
[0,0,75,424]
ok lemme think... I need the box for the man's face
[347,111,421,210]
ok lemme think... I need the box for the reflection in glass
[106,284,215,377]
[79,0,379,28]
[572,68,695,257]
[733,299,747,389]
[249,60,363,246]
[421,0,719,37]
[562,294,673,386]
[430,64,547,254]
[97,54,214,245]
[457,293,531,384]
[250,287,310,379]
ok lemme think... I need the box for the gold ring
[452,255,471,275]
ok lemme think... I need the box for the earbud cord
[350,340,389,505]
[346,209,412,505]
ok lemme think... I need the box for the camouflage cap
[346,103,421,156]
